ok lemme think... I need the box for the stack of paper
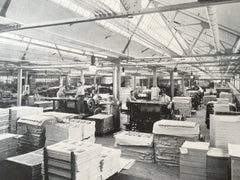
[153,120,200,167]
[173,97,192,117]
[9,106,43,133]
[228,143,240,180]
[180,141,210,180]
[220,92,233,103]
[217,98,229,104]
[0,108,10,133]
[210,114,240,149]
[42,112,79,123]
[45,140,102,180]
[100,147,121,180]
[17,114,57,153]
[203,95,217,105]
[206,148,230,180]
[214,104,229,113]
[0,133,19,161]
[45,119,95,146]
[114,131,154,163]
[3,150,43,180]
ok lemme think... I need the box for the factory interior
[1,0,240,179]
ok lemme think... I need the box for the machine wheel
[94,108,102,115]
[87,98,95,112]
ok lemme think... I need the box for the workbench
[128,100,170,133]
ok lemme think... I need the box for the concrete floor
[96,106,209,180]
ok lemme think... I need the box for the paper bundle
[45,140,102,180]
[228,143,240,180]
[203,95,217,105]
[206,148,230,180]
[0,108,10,133]
[42,112,79,122]
[87,114,113,134]
[114,131,154,163]
[3,150,43,180]
[45,119,95,146]
[153,120,200,167]
[220,92,232,103]
[9,106,43,133]
[217,98,229,104]
[173,97,192,117]
[0,133,19,161]
[17,114,57,153]
[180,141,210,180]
[214,104,229,113]
[210,114,240,149]
[100,147,121,180]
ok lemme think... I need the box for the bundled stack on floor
[180,141,210,180]
[217,98,229,104]
[213,104,229,113]
[153,120,200,167]
[0,133,19,161]
[203,95,217,105]
[228,143,240,180]
[114,131,154,163]
[0,108,10,133]
[100,147,121,180]
[2,150,43,180]
[206,148,230,180]
[17,114,57,153]
[45,140,102,180]
[220,92,232,103]
[210,114,240,149]
[42,112,79,122]
[173,97,192,117]
[87,113,114,135]
[45,119,95,145]
[9,106,43,133]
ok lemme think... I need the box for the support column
[170,71,174,98]
[181,74,185,95]
[147,77,151,89]
[133,75,136,89]
[17,68,22,106]
[59,76,64,86]
[117,64,121,100]
[153,67,157,87]
[80,70,85,85]
[25,71,28,85]
[113,66,118,99]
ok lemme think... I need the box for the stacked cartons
[17,114,57,153]
[206,148,230,180]
[100,147,121,180]
[220,92,233,103]
[180,141,210,180]
[114,131,154,163]
[153,120,200,167]
[9,106,43,133]
[0,108,10,133]
[45,140,102,180]
[228,143,240,180]
[45,119,95,145]
[0,133,19,161]
[210,114,240,150]
[203,95,217,105]
[3,150,43,180]
[87,114,114,134]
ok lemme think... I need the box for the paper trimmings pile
[153,120,199,167]
[114,131,154,163]
[45,119,95,145]
[45,140,102,180]
[180,141,209,180]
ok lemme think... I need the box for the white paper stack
[4,150,43,180]
[217,98,229,104]
[210,114,240,149]
[45,119,95,146]
[228,143,240,180]
[203,95,217,105]
[17,114,57,153]
[214,104,229,113]
[220,92,233,103]
[173,97,192,117]
[100,147,121,180]
[42,112,79,123]
[153,120,200,167]
[206,148,230,180]
[0,133,19,161]
[0,108,10,133]
[180,141,210,180]
[46,140,102,180]
[114,131,154,163]
[9,106,43,133]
